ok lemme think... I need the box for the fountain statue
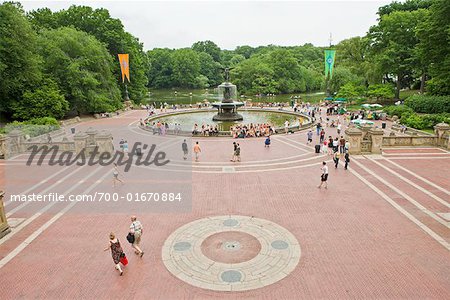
[212,68,244,121]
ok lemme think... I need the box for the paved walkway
[0,109,449,299]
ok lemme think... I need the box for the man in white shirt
[130,216,144,257]
[318,161,329,189]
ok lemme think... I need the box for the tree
[329,67,365,95]
[416,0,450,95]
[367,84,395,100]
[368,9,427,98]
[197,52,223,87]
[234,45,256,59]
[37,27,122,114]
[377,0,432,17]
[337,83,360,100]
[335,36,382,85]
[28,5,149,102]
[12,79,69,120]
[0,2,42,116]
[171,49,201,88]
[192,40,221,62]
[147,48,174,88]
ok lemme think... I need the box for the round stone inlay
[220,270,242,283]
[223,218,239,227]
[271,240,289,250]
[162,215,301,292]
[201,231,261,263]
[173,242,191,251]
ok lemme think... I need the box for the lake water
[147,89,324,106]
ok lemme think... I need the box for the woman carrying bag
[104,232,128,276]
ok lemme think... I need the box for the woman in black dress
[104,232,124,276]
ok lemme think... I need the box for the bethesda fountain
[212,68,244,121]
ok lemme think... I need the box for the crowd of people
[192,124,220,136]
[230,123,274,138]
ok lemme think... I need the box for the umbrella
[351,119,374,125]
[324,97,334,100]
[370,104,383,108]
[361,104,371,108]
[335,97,347,101]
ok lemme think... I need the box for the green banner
[324,50,336,79]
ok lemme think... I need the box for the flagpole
[124,83,130,101]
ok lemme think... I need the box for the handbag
[119,253,128,266]
[126,232,135,244]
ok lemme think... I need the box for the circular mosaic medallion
[162,215,301,291]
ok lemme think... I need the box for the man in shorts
[318,161,329,189]
[193,142,201,162]
[129,216,144,257]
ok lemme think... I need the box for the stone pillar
[345,127,363,155]
[434,122,450,147]
[360,123,373,140]
[0,191,11,239]
[7,129,24,155]
[0,135,9,159]
[94,130,114,154]
[369,127,384,154]
[85,127,98,147]
[74,132,88,155]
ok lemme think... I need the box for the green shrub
[400,113,427,129]
[383,105,413,117]
[405,95,450,114]
[421,113,450,127]
[4,117,60,137]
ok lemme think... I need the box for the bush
[383,105,413,117]
[367,84,395,100]
[421,113,450,127]
[4,117,60,137]
[400,113,427,129]
[405,95,450,114]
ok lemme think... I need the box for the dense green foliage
[384,103,450,130]
[405,95,450,114]
[1,0,449,124]
[0,2,149,121]
[5,117,60,137]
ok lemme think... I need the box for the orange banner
[118,54,130,83]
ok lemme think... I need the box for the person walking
[235,143,241,162]
[284,120,290,134]
[344,151,350,170]
[265,136,271,147]
[316,122,321,136]
[319,129,325,143]
[113,163,124,187]
[333,150,340,168]
[307,130,313,144]
[104,232,125,276]
[182,139,188,160]
[339,136,346,153]
[231,142,237,162]
[129,216,144,257]
[318,161,329,189]
[193,142,201,162]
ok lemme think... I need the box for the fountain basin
[211,102,245,121]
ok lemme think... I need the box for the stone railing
[0,127,113,158]
[382,136,438,147]
[346,122,450,154]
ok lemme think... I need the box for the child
[322,140,328,153]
